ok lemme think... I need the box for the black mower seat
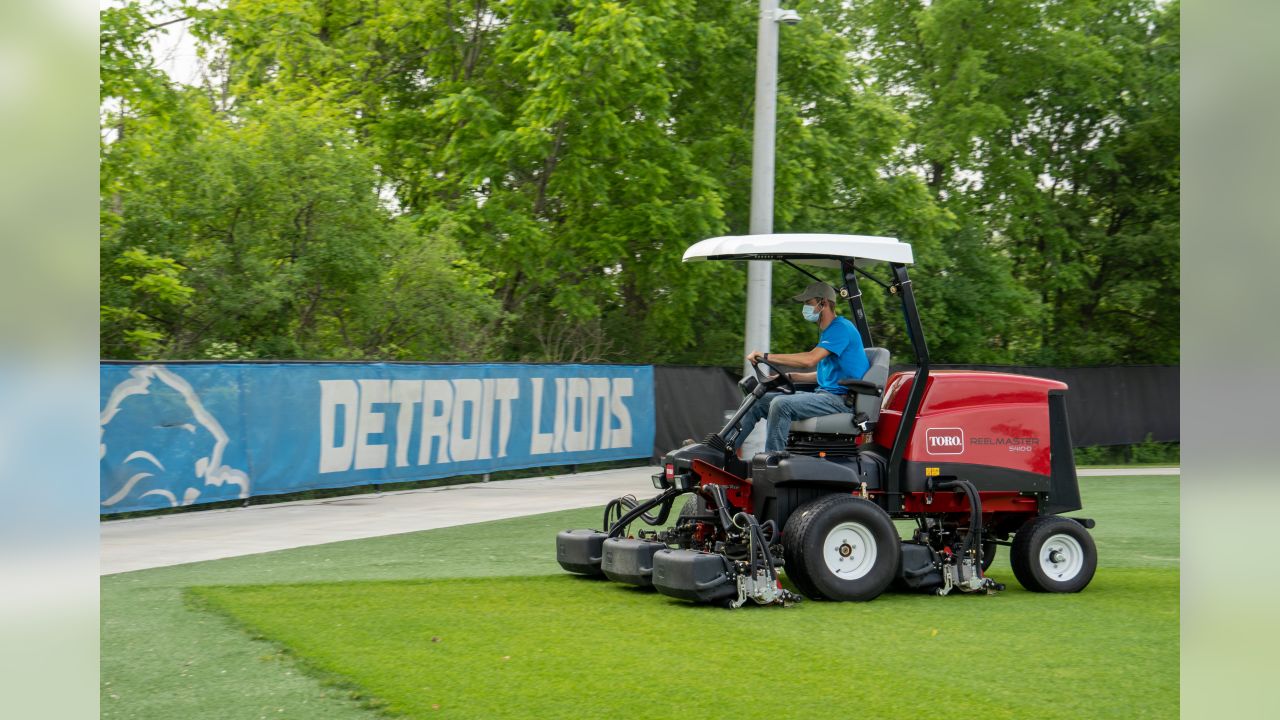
[790,412,861,434]
[789,347,891,435]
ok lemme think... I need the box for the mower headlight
[671,472,695,491]
[656,463,695,491]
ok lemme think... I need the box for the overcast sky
[104,0,205,85]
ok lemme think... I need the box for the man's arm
[788,371,817,383]
[746,347,830,369]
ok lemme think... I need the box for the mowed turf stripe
[104,476,1177,719]
[190,568,1178,720]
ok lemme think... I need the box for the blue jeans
[733,390,851,453]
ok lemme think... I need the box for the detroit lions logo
[100,365,250,510]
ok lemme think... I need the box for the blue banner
[100,363,655,514]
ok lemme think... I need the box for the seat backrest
[857,347,891,421]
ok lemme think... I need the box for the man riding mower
[556,234,1097,608]
[738,280,869,454]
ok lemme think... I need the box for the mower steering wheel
[752,358,797,395]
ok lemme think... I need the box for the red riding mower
[556,234,1097,607]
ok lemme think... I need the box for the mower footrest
[556,529,608,575]
[601,538,667,586]
[652,549,737,604]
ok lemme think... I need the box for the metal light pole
[743,1,800,377]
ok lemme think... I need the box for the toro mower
[556,234,1097,607]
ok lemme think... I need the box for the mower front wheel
[784,495,900,602]
[678,494,712,520]
[981,537,997,572]
[1010,516,1097,593]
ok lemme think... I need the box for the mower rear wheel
[1010,516,1097,593]
[784,494,900,602]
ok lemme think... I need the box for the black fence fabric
[918,365,1180,448]
[652,364,1178,457]
[651,366,742,460]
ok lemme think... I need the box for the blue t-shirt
[816,316,869,394]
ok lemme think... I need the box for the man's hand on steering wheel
[747,352,797,394]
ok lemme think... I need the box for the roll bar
[884,262,929,511]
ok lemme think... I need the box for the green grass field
[102,475,1179,719]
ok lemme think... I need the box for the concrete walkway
[100,466,661,575]
[100,465,1178,575]
[1078,467,1179,476]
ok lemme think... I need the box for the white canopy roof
[682,233,913,268]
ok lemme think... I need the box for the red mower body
[870,370,1080,533]
[875,370,1064,477]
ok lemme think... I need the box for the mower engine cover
[556,529,608,575]
[651,549,737,604]
[873,370,1067,493]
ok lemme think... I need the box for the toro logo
[925,427,965,455]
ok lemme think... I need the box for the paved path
[100,465,1178,575]
[100,466,661,575]
[1078,467,1179,476]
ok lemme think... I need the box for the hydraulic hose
[699,484,783,590]
[604,493,676,530]
[727,500,779,579]
[743,516,778,577]
[605,487,682,538]
[702,483,738,531]
[930,478,985,574]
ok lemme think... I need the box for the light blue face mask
[802,303,821,323]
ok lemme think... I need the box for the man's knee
[768,395,800,421]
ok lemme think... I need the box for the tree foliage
[850,0,1179,364]
[100,0,1178,366]
[101,3,500,360]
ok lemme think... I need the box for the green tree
[191,0,948,365]
[101,0,1176,367]
[850,0,1179,364]
[101,1,197,358]
[101,1,501,361]
[100,247,196,358]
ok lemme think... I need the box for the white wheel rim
[1039,533,1085,582]
[823,521,878,580]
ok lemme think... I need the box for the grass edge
[182,586,400,718]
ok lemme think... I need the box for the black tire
[677,495,698,519]
[980,537,997,573]
[677,495,712,520]
[1009,516,1097,593]
[672,495,711,549]
[784,495,900,602]
[781,503,826,600]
